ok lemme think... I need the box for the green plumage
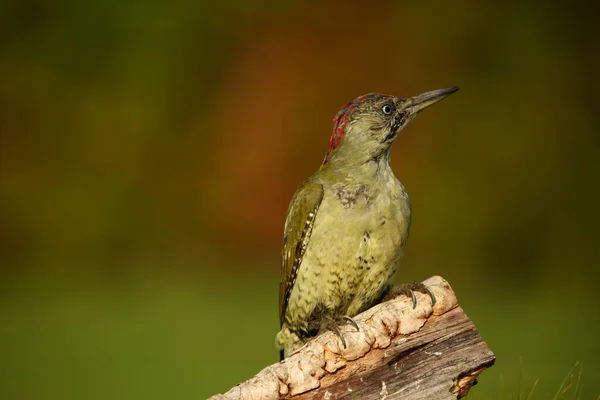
[276,88,458,359]
[278,181,324,325]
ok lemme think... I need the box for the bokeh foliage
[1,1,599,399]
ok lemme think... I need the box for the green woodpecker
[276,87,458,360]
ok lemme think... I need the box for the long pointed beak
[406,86,459,115]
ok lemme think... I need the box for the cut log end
[209,276,495,400]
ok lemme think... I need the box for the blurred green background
[1,1,599,399]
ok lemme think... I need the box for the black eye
[382,104,393,115]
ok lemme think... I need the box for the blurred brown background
[1,1,599,399]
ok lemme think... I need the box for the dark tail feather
[279,349,284,361]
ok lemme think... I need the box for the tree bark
[208,276,495,400]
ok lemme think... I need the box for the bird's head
[322,87,458,167]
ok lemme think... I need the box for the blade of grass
[525,378,539,400]
[572,363,582,400]
[552,362,580,400]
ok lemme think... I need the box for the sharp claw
[341,315,360,332]
[410,290,417,309]
[425,287,437,306]
[385,282,436,309]
[331,325,346,348]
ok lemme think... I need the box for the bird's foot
[324,315,360,349]
[383,282,436,309]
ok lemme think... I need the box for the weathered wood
[208,276,494,400]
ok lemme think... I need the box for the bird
[276,87,458,360]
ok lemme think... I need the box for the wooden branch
[208,276,495,400]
